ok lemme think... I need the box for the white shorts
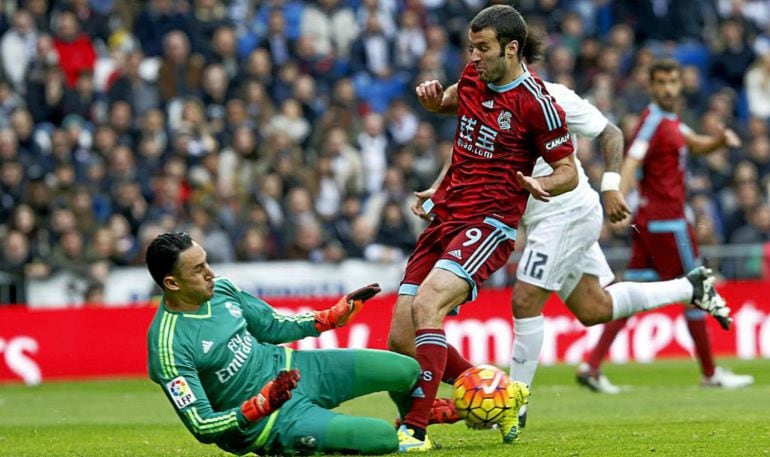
[516,202,614,300]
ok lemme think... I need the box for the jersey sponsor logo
[215,333,253,383]
[457,115,498,158]
[482,99,494,109]
[225,302,242,318]
[202,340,213,353]
[497,110,512,130]
[448,249,462,260]
[545,133,570,151]
[166,376,196,410]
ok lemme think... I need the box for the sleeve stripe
[159,312,179,378]
[185,408,238,434]
[522,78,562,131]
[637,112,663,142]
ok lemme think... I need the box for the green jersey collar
[161,297,213,319]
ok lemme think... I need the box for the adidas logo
[482,99,494,109]
[411,387,426,398]
[449,249,462,260]
[202,340,213,353]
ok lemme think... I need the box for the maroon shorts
[627,218,699,281]
[399,216,517,301]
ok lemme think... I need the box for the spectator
[1,10,37,93]
[265,98,311,144]
[236,225,271,261]
[66,0,111,44]
[211,25,239,79]
[52,10,96,88]
[26,64,66,125]
[49,229,89,278]
[745,51,770,120]
[107,50,160,118]
[322,127,364,196]
[300,0,358,59]
[357,112,388,195]
[188,0,231,59]
[259,9,295,67]
[133,0,192,57]
[157,30,205,104]
[710,17,756,90]
[0,230,32,304]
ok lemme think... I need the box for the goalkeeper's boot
[518,405,527,429]
[687,266,731,330]
[497,381,530,444]
[397,425,436,452]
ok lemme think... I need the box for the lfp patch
[166,376,196,409]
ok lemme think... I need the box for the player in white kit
[506,33,730,428]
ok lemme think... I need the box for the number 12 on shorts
[522,251,548,280]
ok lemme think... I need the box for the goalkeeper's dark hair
[146,232,194,288]
[470,5,527,59]
[522,27,546,64]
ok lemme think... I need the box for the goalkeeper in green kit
[146,232,420,455]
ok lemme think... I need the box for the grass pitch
[0,359,768,457]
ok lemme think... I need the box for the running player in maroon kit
[578,58,755,392]
[390,5,578,451]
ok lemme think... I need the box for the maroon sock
[686,317,715,377]
[586,318,628,371]
[404,329,447,431]
[443,343,473,383]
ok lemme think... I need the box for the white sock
[510,315,544,388]
[609,278,693,320]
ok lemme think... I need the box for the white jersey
[521,82,608,224]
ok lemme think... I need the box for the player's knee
[511,286,547,318]
[395,356,421,389]
[412,289,443,322]
[573,303,611,326]
[387,332,415,357]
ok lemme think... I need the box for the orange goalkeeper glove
[313,283,381,332]
[241,369,300,422]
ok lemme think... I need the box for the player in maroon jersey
[578,58,754,392]
[388,5,578,451]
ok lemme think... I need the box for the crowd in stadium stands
[1,0,770,304]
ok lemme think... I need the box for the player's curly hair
[470,5,527,59]
[146,232,193,288]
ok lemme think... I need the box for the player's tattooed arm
[597,122,632,223]
[598,122,623,174]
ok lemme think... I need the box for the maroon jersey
[626,103,690,223]
[430,64,573,228]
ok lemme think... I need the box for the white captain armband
[600,172,621,192]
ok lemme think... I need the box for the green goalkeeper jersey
[147,277,320,453]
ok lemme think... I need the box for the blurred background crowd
[1,0,770,304]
